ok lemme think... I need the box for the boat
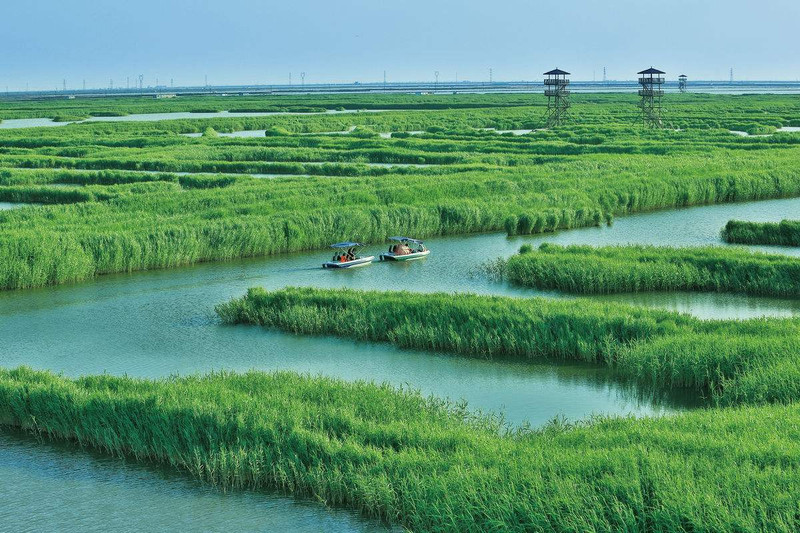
[379,236,430,261]
[322,242,375,268]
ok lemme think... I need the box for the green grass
[2,366,800,532]
[217,287,800,405]
[494,243,800,297]
[1,143,799,289]
[3,91,800,531]
[722,219,800,247]
[0,94,799,290]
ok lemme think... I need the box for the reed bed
[2,366,800,532]
[217,287,800,405]
[498,243,800,296]
[722,219,800,247]
[1,93,800,290]
[1,151,799,290]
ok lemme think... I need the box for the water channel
[2,196,799,530]
[0,109,387,130]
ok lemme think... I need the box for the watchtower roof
[544,68,570,76]
[638,67,665,75]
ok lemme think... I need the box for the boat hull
[322,256,375,269]
[379,250,430,261]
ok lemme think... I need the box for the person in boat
[346,248,355,261]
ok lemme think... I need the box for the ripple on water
[0,430,391,533]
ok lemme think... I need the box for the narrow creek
[0,109,392,129]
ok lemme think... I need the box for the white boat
[322,242,375,269]
[379,237,430,262]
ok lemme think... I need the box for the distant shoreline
[4,80,800,100]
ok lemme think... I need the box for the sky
[1,0,799,91]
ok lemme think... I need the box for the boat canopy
[330,242,363,248]
[389,236,423,244]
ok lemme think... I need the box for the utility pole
[138,74,143,90]
[301,72,306,86]
[434,70,439,90]
[62,79,66,91]
[603,67,607,83]
[730,67,734,83]
[489,67,493,83]
[83,79,86,91]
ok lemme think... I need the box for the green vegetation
[3,92,800,530]
[3,366,800,532]
[217,287,800,405]
[722,219,800,246]
[50,114,90,123]
[1,93,800,289]
[729,123,779,135]
[493,243,800,297]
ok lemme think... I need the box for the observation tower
[678,74,688,93]
[638,67,665,128]
[543,68,570,127]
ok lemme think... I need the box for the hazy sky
[2,0,799,90]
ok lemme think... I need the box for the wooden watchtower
[638,67,665,127]
[678,74,688,93]
[544,68,570,127]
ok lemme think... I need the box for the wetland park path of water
[2,196,799,531]
[0,109,393,129]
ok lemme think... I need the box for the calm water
[0,430,390,533]
[730,127,800,137]
[2,196,799,530]
[0,109,387,129]
[0,202,30,210]
[2,196,799,418]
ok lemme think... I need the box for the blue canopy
[330,242,363,248]
[389,236,423,244]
